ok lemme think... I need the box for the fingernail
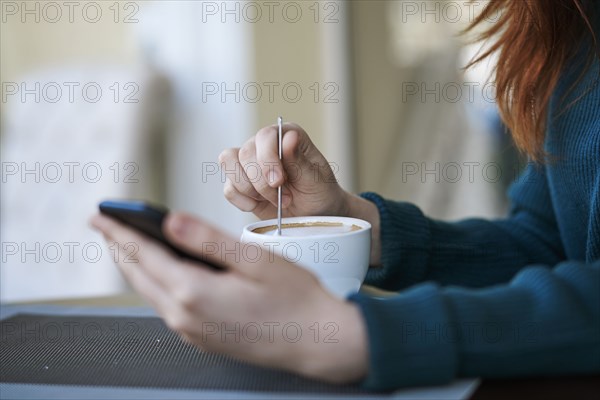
[268,170,280,185]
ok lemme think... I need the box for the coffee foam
[252,221,362,237]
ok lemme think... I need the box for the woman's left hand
[90,212,368,384]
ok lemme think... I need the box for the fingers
[279,129,307,185]
[107,237,176,316]
[258,123,309,175]
[223,178,260,212]
[254,125,284,187]
[223,178,286,214]
[237,137,279,206]
[281,128,300,161]
[164,212,281,279]
[219,147,262,201]
[220,124,308,210]
[91,214,233,335]
[90,214,219,292]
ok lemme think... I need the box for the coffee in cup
[241,216,371,298]
[251,221,362,236]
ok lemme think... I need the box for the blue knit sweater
[348,17,600,391]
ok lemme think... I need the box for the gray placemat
[0,313,374,396]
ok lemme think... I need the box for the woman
[92,0,600,390]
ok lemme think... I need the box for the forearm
[354,191,565,290]
[349,260,600,391]
[350,164,568,291]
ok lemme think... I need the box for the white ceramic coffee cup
[241,216,371,298]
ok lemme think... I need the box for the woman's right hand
[219,123,351,220]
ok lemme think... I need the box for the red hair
[465,0,599,161]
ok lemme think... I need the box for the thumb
[163,212,280,278]
[282,126,331,185]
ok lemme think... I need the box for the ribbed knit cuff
[360,192,432,290]
[348,284,457,391]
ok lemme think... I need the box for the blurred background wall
[1,0,513,302]
[350,0,513,219]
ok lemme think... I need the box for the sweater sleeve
[361,163,567,290]
[348,259,600,390]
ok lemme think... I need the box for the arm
[217,122,563,290]
[346,163,566,290]
[348,259,600,390]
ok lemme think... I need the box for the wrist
[345,193,381,267]
[335,190,354,217]
[299,299,369,384]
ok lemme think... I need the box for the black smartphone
[99,200,224,271]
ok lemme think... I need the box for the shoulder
[551,53,599,122]
[552,1,600,113]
